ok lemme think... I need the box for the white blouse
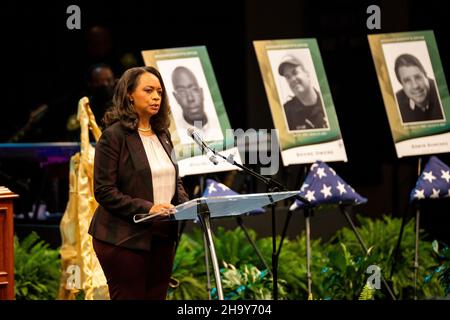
[139,133,176,204]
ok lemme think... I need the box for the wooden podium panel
[0,187,18,300]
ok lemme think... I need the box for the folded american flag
[290,161,367,211]
[203,179,265,215]
[410,156,450,203]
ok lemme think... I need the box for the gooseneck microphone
[187,128,219,165]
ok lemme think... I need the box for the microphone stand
[201,142,310,300]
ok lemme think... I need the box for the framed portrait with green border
[142,46,241,176]
[368,30,450,157]
[253,38,347,165]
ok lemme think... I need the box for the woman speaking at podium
[88,66,189,300]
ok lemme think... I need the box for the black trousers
[93,237,176,300]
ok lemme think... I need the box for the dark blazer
[88,121,189,251]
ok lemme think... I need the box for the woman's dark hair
[102,66,170,133]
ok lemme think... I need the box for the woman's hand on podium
[149,203,175,216]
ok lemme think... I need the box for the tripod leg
[390,206,409,278]
[413,157,422,300]
[203,232,212,300]
[236,216,272,276]
[271,204,278,300]
[272,203,293,300]
[277,209,293,257]
[305,210,312,298]
[199,214,224,300]
[414,208,420,300]
[340,206,396,300]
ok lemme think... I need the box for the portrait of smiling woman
[88,66,189,300]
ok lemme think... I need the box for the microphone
[187,128,218,165]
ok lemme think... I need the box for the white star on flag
[336,181,347,195]
[423,171,436,183]
[413,189,425,200]
[316,167,327,179]
[292,161,368,208]
[305,190,316,202]
[320,184,332,198]
[430,188,440,199]
[409,156,450,203]
[441,170,450,183]
[207,183,217,194]
[218,183,230,191]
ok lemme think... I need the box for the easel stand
[413,157,422,300]
[304,208,312,296]
[391,157,422,300]
[274,207,314,298]
[414,205,420,300]
[277,165,312,297]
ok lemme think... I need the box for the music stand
[134,190,299,300]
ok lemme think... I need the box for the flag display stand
[392,155,450,300]
[288,161,396,300]
[413,157,422,300]
[390,157,422,283]
[304,207,312,297]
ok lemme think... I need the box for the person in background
[66,63,116,133]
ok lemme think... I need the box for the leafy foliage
[428,240,450,296]
[330,215,442,299]
[276,234,328,299]
[12,215,441,300]
[167,232,208,300]
[213,227,267,268]
[14,232,61,300]
[165,215,445,300]
[217,262,281,300]
[359,283,375,300]
[321,242,375,299]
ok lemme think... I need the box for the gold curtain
[58,97,109,300]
